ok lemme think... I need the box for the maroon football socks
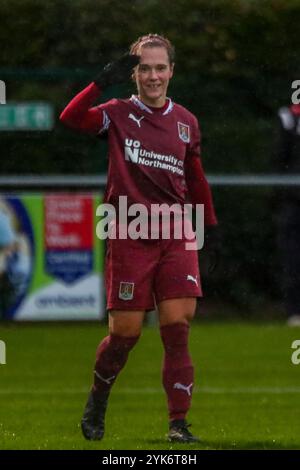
[93,334,140,393]
[160,322,194,421]
[92,323,194,422]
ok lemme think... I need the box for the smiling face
[133,46,174,108]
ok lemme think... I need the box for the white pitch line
[0,386,299,395]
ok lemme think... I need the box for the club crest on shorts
[119,281,134,300]
[177,122,190,143]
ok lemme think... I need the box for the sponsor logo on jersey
[119,281,134,300]
[177,122,190,143]
[124,138,184,175]
[128,113,144,128]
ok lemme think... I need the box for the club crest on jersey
[119,281,134,300]
[177,122,190,143]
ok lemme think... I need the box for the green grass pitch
[0,321,300,450]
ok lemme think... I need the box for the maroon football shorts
[105,222,202,311]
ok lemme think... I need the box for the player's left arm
[184,117,217,226]
[185,117,221,270]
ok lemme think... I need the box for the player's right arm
[59,82,104,134]
[60,54,139,135]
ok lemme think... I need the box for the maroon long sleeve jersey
[60,82,217,226]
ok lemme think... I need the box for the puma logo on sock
[173,382,193,396]
[94,370,116,385]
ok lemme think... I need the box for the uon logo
[0,340,6,365]
[124,138,141,163]
[0,80,6,104]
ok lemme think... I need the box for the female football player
[60,34,217,443]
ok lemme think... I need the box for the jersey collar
[130,95,174,116]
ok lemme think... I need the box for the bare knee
[184,308,195,323]
[158,298,196,326]
[108,310,145,337]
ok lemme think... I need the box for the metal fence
[1,174,299,190]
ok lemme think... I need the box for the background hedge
[1,0,299,313]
